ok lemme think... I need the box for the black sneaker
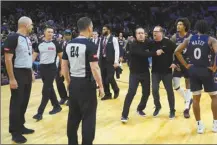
[101,95,112,101]
[33,114,43,121]
[169,111,175,119]
[12,134,27,143]
[49,106,62,115]
[21,126,35,134]
[183,109,190,118]
[114,90,120,99]
[59,98,67,105]
[137,110,146,117]
[121,116,128,123]
[153,107,161,117]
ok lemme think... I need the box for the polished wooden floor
[1,64,217,144]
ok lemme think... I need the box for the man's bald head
[18,16,33,34]
[18,16,32,26]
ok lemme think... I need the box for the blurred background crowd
[1,1,217,85]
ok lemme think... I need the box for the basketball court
[1,64,217,144]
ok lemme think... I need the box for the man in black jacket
[150,26,177,119]
[121,27,164,123]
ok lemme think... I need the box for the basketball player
[4,16,35,143]
[175,20,217,134]
[62,17,104,144]
[170,18,193,118]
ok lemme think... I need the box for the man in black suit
[91,31,100,48]
[97,25,120,100]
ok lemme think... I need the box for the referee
[4,16,35,143]
[32,26,62,121]
[62,17,104,145]
[56,29,72,106]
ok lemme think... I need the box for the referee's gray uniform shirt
[35,40,62,64]
[4,33,32,68]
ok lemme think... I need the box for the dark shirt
[150,38,176,74]
[129,40,156,74]
[188,34,211,67]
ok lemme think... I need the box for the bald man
[4,16,35,143]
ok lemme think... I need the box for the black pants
[55,68,68,99]
[37,64,60,115]
[122,72,150,118]
[152,73,175,112]
[67,77,97,145]
[100,58,119,96]
[9,68,32,135]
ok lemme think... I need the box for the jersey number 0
[70,46,79,57]
[194,48,201,60]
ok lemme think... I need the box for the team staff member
[121,27,164,123]
[175,20,217,134]
[170,18,193,118]
[125,33,135,66]
[4,16,35,143]
[150,26,176,119]
[56,29,72,106]
[62,17,104,145]
[32,26,62,121]
[91,31,100,48]
[97,25,120,100]
[118,32,125,62]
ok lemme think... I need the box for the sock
[177,87,186,100]
[185,89,192,109]
[186,89,192,101]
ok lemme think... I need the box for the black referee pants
[37,64,60,115]
[9,68,32,135]
[55,65,68,100]
[67,77,97,145]
[122,72,150,118]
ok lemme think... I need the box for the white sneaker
[212,122,217,133]
[197,123,205,134]
[121,117,128,123]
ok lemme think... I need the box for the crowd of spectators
[1,1,217,85]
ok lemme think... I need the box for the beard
[103,31,108,36]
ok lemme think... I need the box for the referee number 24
[70,46,79,57]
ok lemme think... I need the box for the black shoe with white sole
[169,111,175,119]
[153,107,161,117]
[137,110,146,117]
[121,116,129,123]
